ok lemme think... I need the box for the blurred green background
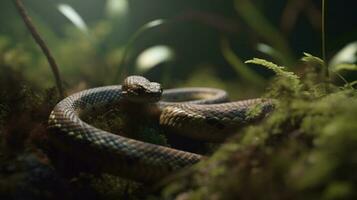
[1,0,356,98]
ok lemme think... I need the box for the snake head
[122,76,163,103]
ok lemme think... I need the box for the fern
[301,53,340,87]
[245,58,301,88]
[301,52,325,67]
[302,53,357,87]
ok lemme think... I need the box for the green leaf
[332,64,357,72]
[256,43,286,65]
[234,0,294,66]
[136,45,175,73]
[106,0,129,18]
[348,80,357,87]
[221,38,265,87]
[112,19,168,82]
[329,41,357,68]
[143,19,166,29]
[57,4,88,34]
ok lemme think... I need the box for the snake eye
[137,85,147,94]
[131,84,143,92]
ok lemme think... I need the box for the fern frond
[301,52,325,67]
[245,58,301,91]
[245,58,300,81]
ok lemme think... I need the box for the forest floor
[1,57,357,200]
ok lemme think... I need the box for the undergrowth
[0,65,146,200]
[158,55,357,200]
[2,50,357,200]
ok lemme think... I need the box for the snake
[48,76,273,182]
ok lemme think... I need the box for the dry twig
[13,0,64,98]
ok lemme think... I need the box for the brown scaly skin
[48,76,274,182]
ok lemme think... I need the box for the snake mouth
[122,90,162,103]
[145,92,162,103]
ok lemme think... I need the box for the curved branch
[13,0,65,98]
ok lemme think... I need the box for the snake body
[48,76,273,182]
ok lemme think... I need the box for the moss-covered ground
[2,56,357,200]
[158,59,357,200]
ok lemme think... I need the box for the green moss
[159,59,357,200]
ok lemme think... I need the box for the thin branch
[13,0,65,98]
[322,0,328,78]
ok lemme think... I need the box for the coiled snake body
[48,76,273,182]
